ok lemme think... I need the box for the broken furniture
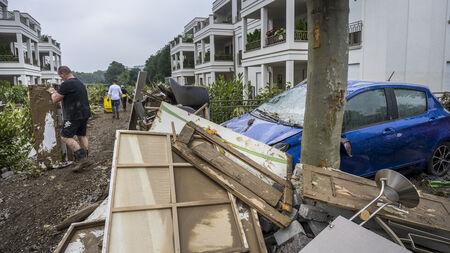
[349,169,420,226]
[54,219,105,253]
[128,71,150,131]
[168,78,210,118]
[299,216,411,253]
[150,102,292,183]
[300,169,419,252]
[29,84,69,167]
[103,131,267,252]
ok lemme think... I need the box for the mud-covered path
[0,108,130,252]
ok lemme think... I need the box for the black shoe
[72,157,93,172]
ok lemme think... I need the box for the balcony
[215,54,233,61]
[0,55,19,62]
[183,58,195,69]
[245,40,260,51]
[0,11,40,38]
[294,30,307,41]
[349,21,362,47]
[193,15,234,42]
[266,31,286,46]
[41,64,51,71]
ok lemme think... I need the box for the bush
[86,83,107,106]
[0,82,29,104]
[439,93,450,111]
[206,74,293,123]
[0,100,34,172]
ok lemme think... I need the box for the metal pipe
[359,202,392,226]
[350,179,386,221]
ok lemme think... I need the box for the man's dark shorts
[61,118,89,138]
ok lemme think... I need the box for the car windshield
[252,85,307,127]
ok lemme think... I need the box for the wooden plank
[172,141,292,228]
[54,219,105,253]
[167,134,180,253]
[229,193,249,250]
[193,103,209,115]
[193,142,283,207]
[56,202,101,230]
[128,71,147,130]
[177,125,195,144]
[186,121,288,187]
[302,164,450,232]
[112,199,232,213]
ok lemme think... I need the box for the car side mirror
[341,136,352,157]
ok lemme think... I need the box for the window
[343,89,389,131]
[394,89,427,118]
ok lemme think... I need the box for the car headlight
[272,142,290,152]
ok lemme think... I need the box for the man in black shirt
[120,85,128,111]
[47,66,92,172]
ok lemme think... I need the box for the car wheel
[427,142,450,176]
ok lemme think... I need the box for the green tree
[104,61,126,84]
[144,44,171,86]
[73,70,105,84]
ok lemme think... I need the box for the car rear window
[343,89,389,131]
[394,89,427,118]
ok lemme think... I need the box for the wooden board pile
[101,129,286,252]
[172,121,294,228]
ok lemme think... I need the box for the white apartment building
[0,0,62,85]
[173,0,450,93]
[39,35,62,84]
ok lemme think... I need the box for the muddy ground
[0,108,130,252]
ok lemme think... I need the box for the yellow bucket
[104,96,112,113]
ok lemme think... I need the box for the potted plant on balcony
[205,51,210,62]
[266,27,286,45]
[246,29,261,51]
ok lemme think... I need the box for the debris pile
[53,102,450,253]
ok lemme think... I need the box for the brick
[298,204,329,222]
[274,220,305,245]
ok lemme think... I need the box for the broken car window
[253,85,307,127]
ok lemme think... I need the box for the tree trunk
[300,0,349,169]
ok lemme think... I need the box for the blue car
[223,81,450,177]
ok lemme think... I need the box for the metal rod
[359,202,392,226]
[350,179,385,221]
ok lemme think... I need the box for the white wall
[359,0,449,92]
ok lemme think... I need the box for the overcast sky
[9,0,212,72]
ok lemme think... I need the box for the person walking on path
[108,80,122,119]
[47,66,92,172]
[120,85,128,111]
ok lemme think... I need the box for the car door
[388,87,439,168]
[339,88,397,176]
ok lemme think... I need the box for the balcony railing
[41,64,51,71]
[245,40,260,52]
[0,55,18,62]
[266,32,286,46]
[294,30,308,41]
[184,59,195,68]
[215,54,233,61]
[0,11,14,20]
[349,20,363,46]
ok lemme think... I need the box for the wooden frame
[104,131,249,253]
[54,219,105,253]
[302,164,450,232]
[185,122,293,211]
